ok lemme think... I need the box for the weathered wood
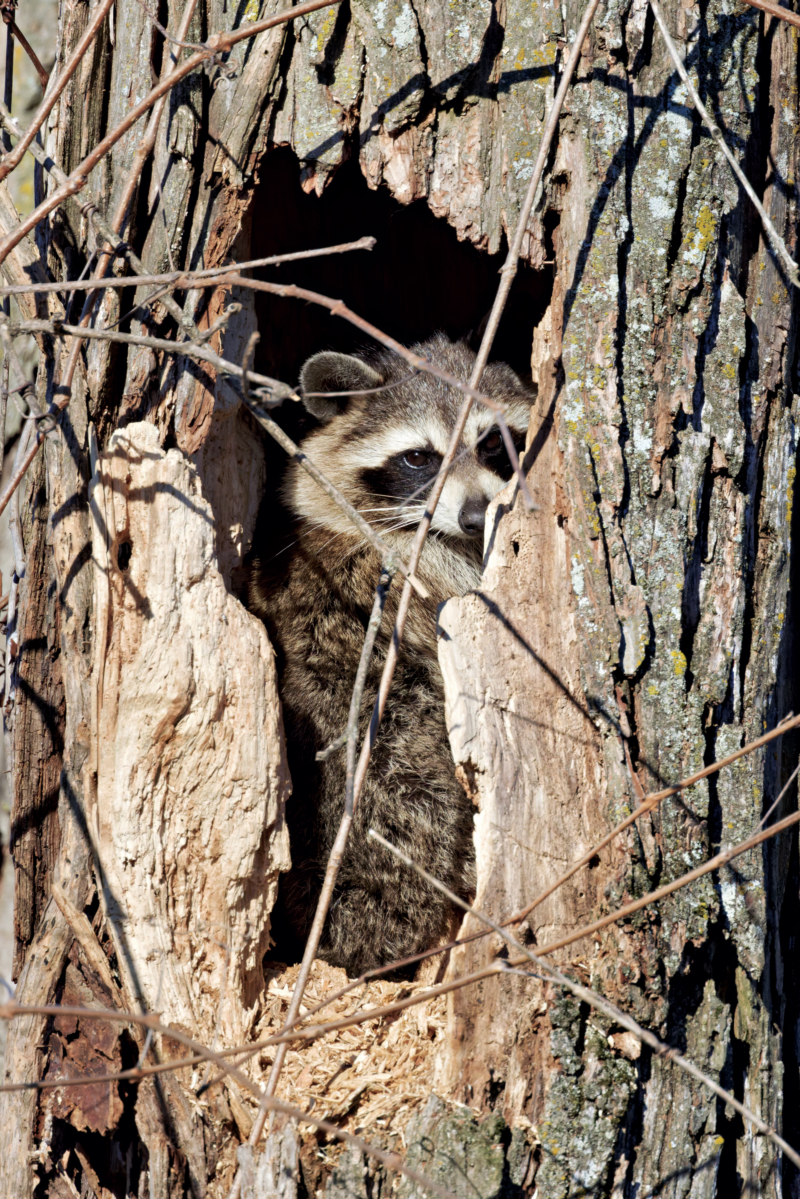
[437,1,799,1194]
[89,421,290,1046]
[437,381,613,1114]
[10,452,64,975]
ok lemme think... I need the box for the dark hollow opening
[247,148,551,970]
[250,147,552,389]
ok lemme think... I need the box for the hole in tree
[248,147,554,516]
[247,150,553,970]
[116,541,132,572]
[249,147,552,385]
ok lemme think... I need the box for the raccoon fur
[247,334,534,977]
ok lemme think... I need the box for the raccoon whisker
[357,505,426,517]
[373,520,419,535]
[265,537,301,563]
[366,509,426,525]
[374,508,427,523]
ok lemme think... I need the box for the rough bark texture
[0,0,797,1194]
[438,5,800,1198]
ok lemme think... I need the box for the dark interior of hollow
[248,149,551,969]
[249,148,552,508]
[250,147,551,390]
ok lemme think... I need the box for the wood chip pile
[250,959,448,1143]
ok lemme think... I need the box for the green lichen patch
[399,1095,509,1199]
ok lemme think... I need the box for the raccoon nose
[458,496,488,538]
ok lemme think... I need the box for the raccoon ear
[299,352,384,420]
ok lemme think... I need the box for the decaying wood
[437,375,611,1116]
[89,421,290,1047]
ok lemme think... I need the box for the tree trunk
[0,0,798,1195]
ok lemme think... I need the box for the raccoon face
[286,335,534,546]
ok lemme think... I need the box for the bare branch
[5,20,49,90]
[497,413,537,512]
[737,0,800,28]
[473,0,604,374]
[756,757,800,832]
[535,796,800,958]
[0,1052,204,1092]
[223,275,506,412]
[4,317,290,396]
[0,238,377,299]
[513,710,800,925]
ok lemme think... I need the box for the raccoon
[247,334,534,977]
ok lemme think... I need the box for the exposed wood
[89,421,291,1047]
[437,379,612,1115]
[10,452,64,977]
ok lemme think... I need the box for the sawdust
[244,958,448,1142]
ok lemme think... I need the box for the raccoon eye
[483,431,503,452]
[404,450,432,469]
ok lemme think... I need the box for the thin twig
[533,799,800,958]
[512,711,800,926]
[739,0,800,28]
[317,570,393,765]
[0,0,115,184]
[250,570,394,1156]
[0,239,377,299]
[649,0,800,287]
[6,20,49,89]
[224,274,505,413]
[368,830,800,1172]
[496,412,537,511]
[133,0,206,54]
[0,1052,206,1092]
[0,0,343,268]
[4,316,290,398]
[758,758,800,831]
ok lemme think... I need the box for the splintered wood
[252,960,447,1139]
[88,421,291,1050]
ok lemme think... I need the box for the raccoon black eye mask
[246,334,534,976]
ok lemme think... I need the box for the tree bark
[0,0,797,1195]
